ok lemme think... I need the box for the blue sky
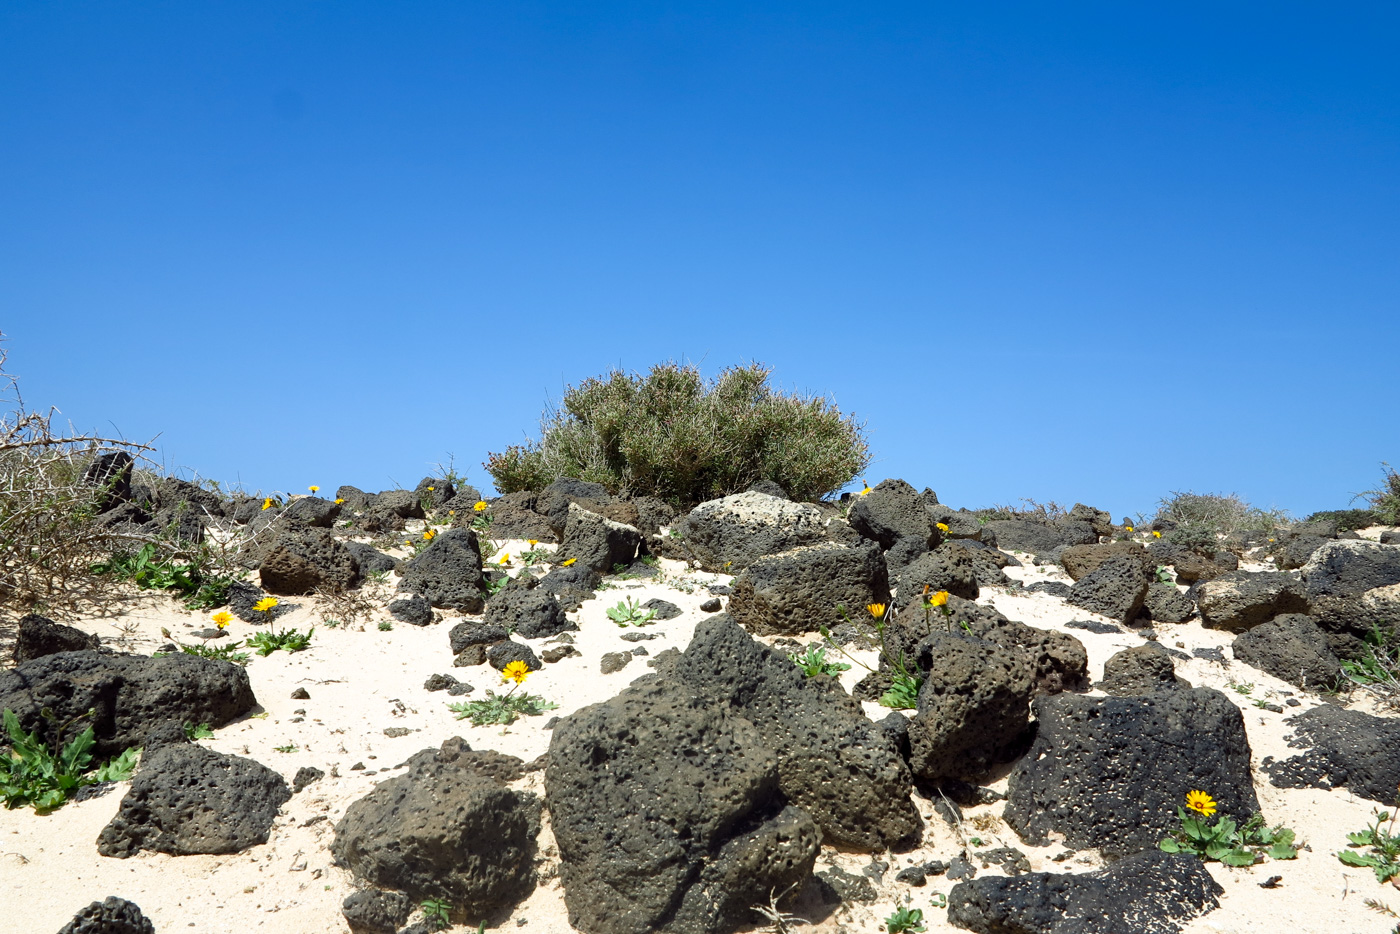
[2,2,1396,518]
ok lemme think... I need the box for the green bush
[1304,508,1378,532]
[1360,463,1400,526]
[485,363,870,505]
[1154,491,1290,539]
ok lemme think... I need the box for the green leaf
[1338,850,1378,867]
[1205,841,1233,860]
[1159,838,1181,853]
[1268,843,1298,860]
[1220,849,1258,867]
[1346,832,1374,846]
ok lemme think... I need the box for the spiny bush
[1154,491,1290,541]
[485,363,870,505]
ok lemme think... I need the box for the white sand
[3,536,1397,933]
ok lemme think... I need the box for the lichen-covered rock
[1230,614,1343,690]
[333,738,541,918]
[1003,688,1258,858]
[0,651,255,758]
[906,632,1035,781]
[1262,705,1400,804]
[671,613,921,851]
[1067,555,1149,625]
[727,541,891,636]
[947,850,1222,934]
[98,742,290,857]
[259,527,361,595]
[546,679,820,934]
[398,528,486,612]
[676,492,828,573]
[1197,571,1309,632]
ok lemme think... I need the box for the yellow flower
[427,486,435,492]
[262,497,274,511]
[449,509,456,516]
[253,597,279,614]
[335,497,345,505]
[501,660,530,684]
[211,611,233,629]
[1152,530,1162,538]
[936,522,950,533]
[858,482,872,497]
[423,529,437,541]
[498,553,511,565]
[528,539,538,547]
[928,590,950,607]
[473,501,488,512]
[561,557,577,567]
[309,485,320,493]
[1126,525,1134,532]
[867,603,887,619]
[1185,790,1216,817]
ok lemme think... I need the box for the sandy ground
[3,533,1399,934]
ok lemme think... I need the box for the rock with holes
[333,738,540,918]
[1060,541,1152,581]
[1139,582,1195,623]
[13,614,100,663]
[56,896,156,934]
[984,520,1097,557]
[484,583,574,639]
[1197,571,1309,632]
[895,542,980,603]
[1261,705,1400,804]
[676,492,829,573]
[947,849,1222,934]
[1067,555,1150,625]
[98,740,291,857]
[668,612,921,851]
[1096,644,1190,696]
[0,651,255,758]
[1003,687,1258,858]
[259,528,361,595]
[397,529,486,612]
[553,503,641,574]
[727,541,891,636]
[1230,614,1343,690]
[546,678,820,934]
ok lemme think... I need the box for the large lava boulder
[947,849,1222,934]
[1067,555,1150,625]
[397,528,486,612]
[906,632,1036,782]
[0,651,256,758]
[1196,571,1309,632]
[1060,541,1152,581]
[483,582,575,639]
[726,542,891,636]
[333,738,541,919]
[259,528,361,595]
[553,503,642,574]
[1261,705,1400,805]
[1096,644,1190,696]
[98,741,291,857]
[984,519,1096,556]
[546,679,820,934]
[670,613,921,851]
[1230,614,1343,690]
[1003,688,1259,858]
[1301,540,1400,657]
[676,492,828,573]
[895,543,980,603]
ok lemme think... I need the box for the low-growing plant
[884,904,927,933]
[183,722,213,741]
[1337,802,1400,883]
[788,644,851,678]
[420,898,452,932]
[1158,790,1298,866]
[176,641,251,666]
[273,743,298,753]
[247,627,315,656]
[484,362,871,506]
[448,661,558,726]
[749,882,808,933]
[378,621,393,631]
[1341,625,1400,708]
[820,603,924,710]
[606,597,657,627]
[0,709,140,813]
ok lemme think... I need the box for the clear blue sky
[3,3,1396,518]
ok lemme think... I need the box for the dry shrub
[486,362,870,506]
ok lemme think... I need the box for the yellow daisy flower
[867,603,887,619]
[1185,790,1216,817]
[253,597,279,614]
[501,660,530,684]
[936,522,950,533]
[262,497,274,511]
[561,558,577,567]
[473,501,488,512]
[309,485,320,493]
[423,529,436,541]
[211,611,233,629]
[927,590,950,607]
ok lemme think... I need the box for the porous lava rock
[397,529,486,612]
[1261,705,1400,804]
[1230,614,1343,690]
[1003,688,1259,858]
[1196,571,1309,632]
[676,492,828,573]
[13,613,100,663]
[727,541,891,636]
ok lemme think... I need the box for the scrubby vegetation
[485,363,869,505]
[1154,490,1290,539]
[1361,463,1400,527]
